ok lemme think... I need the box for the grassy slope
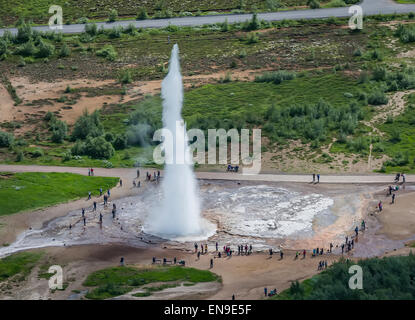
[273,254,415,300]
[83,265,220,299]
[378,93,415,173]
[0,172,119,216]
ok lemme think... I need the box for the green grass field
[0,252,43,282]
[83,265,220,299]
[0,172,119,216]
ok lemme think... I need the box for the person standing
[312,173,315,183]
[93,201,97,211]
[317,174,320,183]
[264,287,268,297]
[392,193,396,204]
[210,259,213,269]
[119,179,123,187]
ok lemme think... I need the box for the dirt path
[1,164,413,184]
[364,90,415,170]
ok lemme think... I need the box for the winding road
[0,164,413,184]
[0,0,414,36]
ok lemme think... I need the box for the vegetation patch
[0,172,118,215]
[274,253,415,299]
[83,265,220,299]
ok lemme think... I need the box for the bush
[266,0,282,11]
[112,134,127,150]
[16,40,35,56]
[0,131,14,147]
[255,71,296,84]
[59,43,70,57]
[395,24,415,43]
[85,136,115,159]
[16,150,24,162]
[119,69,132,84]
[309,0,321,9]
[84,23,98,36]
[137,9,149,20]
[51,120,67,143]
[372,66,387,81]
[96,45,117,61]
[389,128,401,142]
[71,111,104,141]
[36,39,55,58]
[108,26,123,39]
[244,13,260,31]
[16,21,32,43]
[104,132,114,143]
[0,39,7,56]
[246,32,259,44]
[368,90,388,105]
[324,0,346,7]
[108,9,118,22]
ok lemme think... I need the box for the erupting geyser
[144,44,213,240]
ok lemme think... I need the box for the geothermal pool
[0,180,369,257]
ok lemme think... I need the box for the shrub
[255,70,296,84]
[71,111,104,140]
[395,24,415,43]
[84,136,115,159]
[36,39,55,58]
[112,134,127,150]
[246,32,259,44]
[0,39,7,56]
[51,120,67,143]
[137,9,149,20]
[59,43,70,57]
[96,45,117,61]
[389,128,401,142]
[77,17,89,24]
[353,48,362,57]
[108,9,118,22]
[324,0,346,7]
[309,0,321,9]
[84,23,98,36]
[244,13,260,31]
[221,19,229,32]
[119,69,132,84]
[16,40,35,56]
[16,21,32,43]
[368,90,388,105]
[16,150,24,162]
[266,0,282,11]
[108,26,123,39]
[0,131,14,147]
[372,66,387,81]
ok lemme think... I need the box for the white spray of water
[144,44,212,240]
